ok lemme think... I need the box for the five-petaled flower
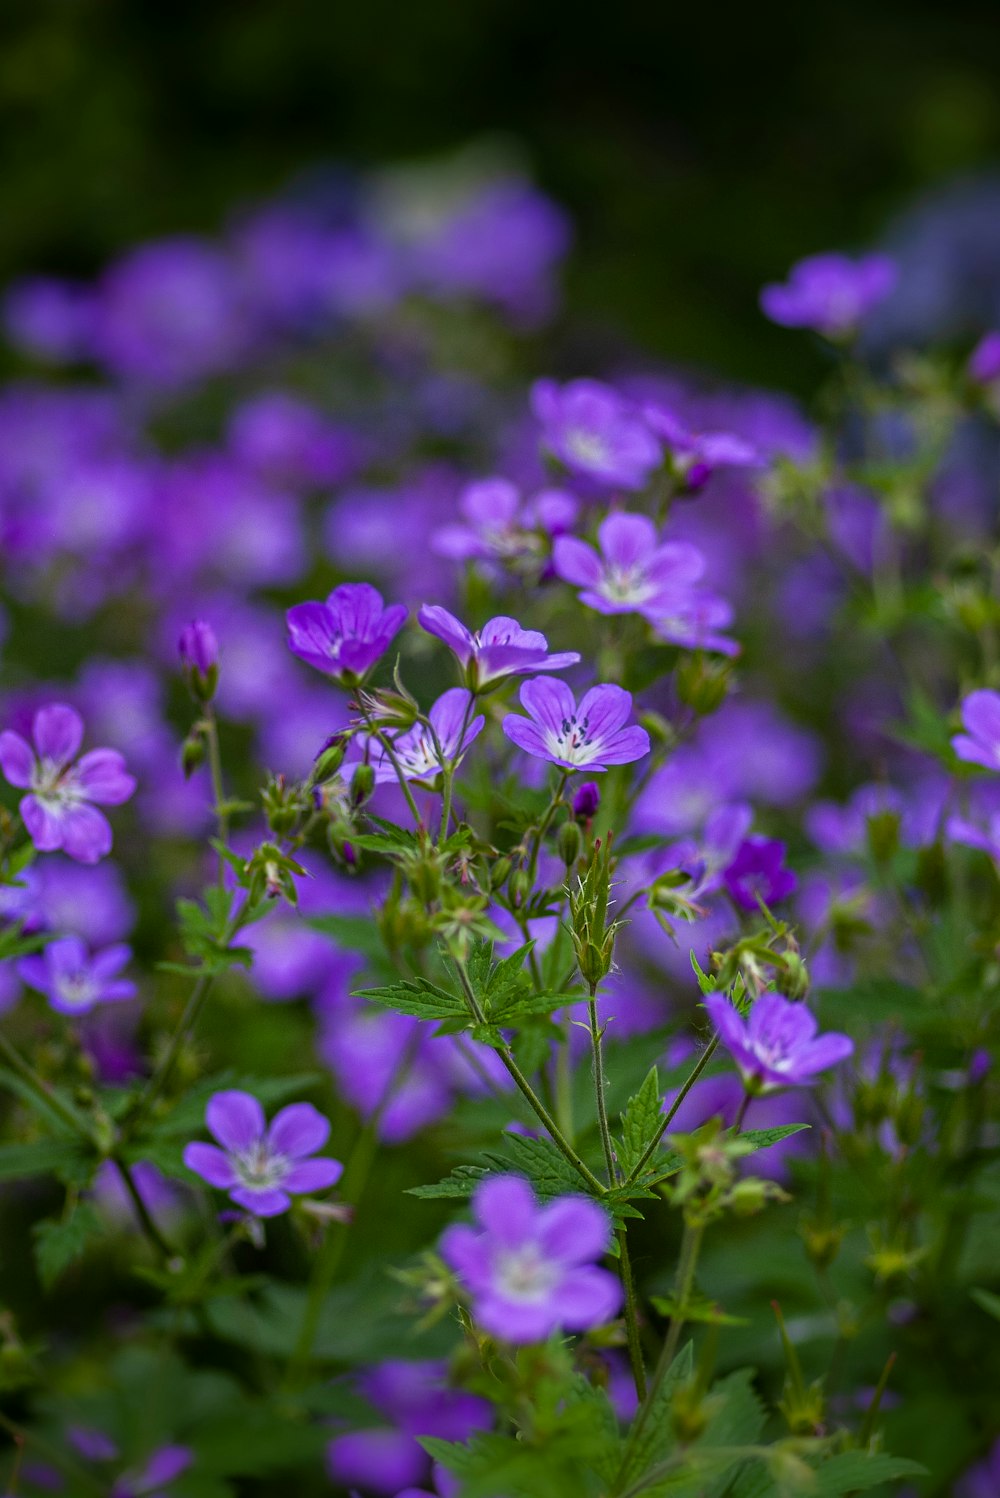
[286,582,407,684]
[183,1089,342,1217]
[19,936,135,1015]
[723,835,797,911]
[502,679,649,771]
[553,512,705,616]
[952,689,1000,772]
[531,378,662,490]
[440,1174,621,1342]
[705,990,853,1094]
[419,605,579,690]
[0,704,135,864]
[352,687,484,784]
[759,253,897,340]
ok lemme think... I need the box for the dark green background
[2,0,1000,389]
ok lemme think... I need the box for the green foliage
[32,1202,103,1289]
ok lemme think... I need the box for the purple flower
[760,253,898,340]
[531,378,662,490]
[432,478,578,565]
[705,991,853,1094]
[0,704,135,863]
[503,679,649,771]
[354,688,484,784]
[3,276,97,363]
[440,1175,621,1342]
[955,1438,1000,1498]
[178,620,219,674]
[111,1445,193,1498]
[18,937,135,1015]
[723,836,798,911]
[286,583,407,684]
[646,591,740,657]
[182,1089,342,1218]
[969,332,1000,386]
[553,513,705,615]
[418,605,579,690]
[952,689,1000,771]
[642,403,760,492]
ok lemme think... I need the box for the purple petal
[439,1223,494,1294]
[133,1445,193,1492]
[428,688,479,751]
[59,804,113,864]
[267,1101,330,1159]
[75,750,136,806]
[552,536,603,588]
[418,604,473,663]
[21,795,67,852]
[183,1142,238,1188]
[473,1292,555,1342]
[518,675,576,735]
[554,1266,623,1329]
[206,1089,265,1152]
[0,731,34,789]
[962,690,1000,752]
[229,1184,291,1217]
[282,1157,344,1193]
[953,734,1000,770]
[501,716,551,760]
[326,581,385,635]
[576,683,633,740]
[89,944,132,981]
[536,1196,611,1263]
[472,1174,536,1245]
[597,512,658,569]
[32,704,83,765]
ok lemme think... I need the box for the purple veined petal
[461,477,521,529]
[953,734,1000,770]
[89,943,132,981]
[74,750,136,806]
[206,1089,266,1152]
[427,687,479,751]
[535,1195,611,1263]
[21,794,67,852]
[59,804,113,864]
[286,600,342,669]
[0,731,35,789]
[16,954,51,992]
[418,604,473,663]
[554,1266,623,1329]
[576,683,633,739]
[266,1101,330,1159]
[795,1032,854,1075]
[32,704,84,766]
[376,602,409,642]
[645,541,705,589]
[229,1184,291,1217]
[552,536,603,588]
[699,431,760,467]
[595,725,650,765]
[472,1174,536,1246]
[501,715,551,760]
[44,934,89,973]
[478,617,545,650]
[183,1142,239,1188]
[475,643,553,681]
[473,1292,555,1343]
[962,689,1000,753]
[703,992,749,1053]
[518,675,576,736]
[100,979,138,1003]
[282,1157,344,1193]
[439,1223,495,1294]
[326,581,385,636]
[596,512,658,570]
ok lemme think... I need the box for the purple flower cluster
[183,1090,342,1217]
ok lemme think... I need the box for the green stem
[526,770,569,890]
[625,1035,719,1184]
[131,970,214,1129]
[617,1228,647,1402]
[358,704,423,827]
[0,1031,97,1144]
[588,984,617,1184]
[114,1158,176,1262]
[203,709,228,887]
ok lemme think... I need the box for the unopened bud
[351,762,375,807]
[557,820,583,867]
[572,781,601,821]
[178,620,219,701]
[509,869,531,908]
[674,653,732,716]
[181,733,206,779]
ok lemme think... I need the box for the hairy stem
[625,1035,719,1184]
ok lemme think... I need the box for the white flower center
[545,711,596,765]
[30,759,84,809]
[602,565,653,604]
[235,1142,287,1190]
[565,430,609,468]
[54,971,98,1011]
[495,1244,560,1304]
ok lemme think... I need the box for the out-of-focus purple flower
[573,781,601,820]
[531,378,662,490]
[19,937,135,1015]
[647,590,740,657]
[68,1426,119,1461]
[553,512,704,616]
[287,583,408,684]
[955,1438,1000,1498]
[4,276,97,363]
[110,1445,193,1498]
[705,991,853,1093]
[503,679,649,771]
[432,477,578,565]
[183,1089,342,1218]
[419,604,579,689]
[760,253,898,339]
[441,1174,620,1342]
[969,332,1000,386]
[0,704,135,863]
[178,620,219,675]
[642,403,761,492]
[953,689,1000,771]
[227,390,361,487]
[355,688,484,784]
[723,835,797,911]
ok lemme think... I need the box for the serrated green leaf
[618,1065,662,1177]
[741,1124,810,1151]
[810,1452,926,1495]
[616,1341,694,1489]
[355,976,468,1022]
[33,1203,104,1289]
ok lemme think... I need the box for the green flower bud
[351,762,376,807]
[181,733,206,779]
[557,820,582,867]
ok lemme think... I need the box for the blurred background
[3,0,1000,393]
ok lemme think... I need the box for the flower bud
[312,734,347,781]
[572,781,601,821]
[508,869,531,908]
[674,653,732,717]
[350,762,375,807]
[557,820,582,867]
[178,620,219,701]
[489,856,513,891]
[181,732,206,779]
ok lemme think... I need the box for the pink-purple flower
[705,991,853,1094]
[502,679,649,771]
[287,583,407,684]
[0,704,135,864]
[952,689,1000,772]
[110,1446,193,1498]
[182,1089,342,1217]
[432,478,578,564]
[642,403,760,492]
[553,512,705,615]
[440,1174,621,1342]
[531,378,662,490]
[18,936,135,1015]
[354,687,485,785]
[759,253,898,340]
[723,835,798,911]
[419,605,579,690]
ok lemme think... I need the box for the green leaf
[355,976,468,1022]
[810,1453,927,1495]
[618,1065,662,1177]
[650,1291,749,1328]
[741,1124,810,1152]
[616,1341,694,1490]
[972,1287,1000,1321]
[32,1202,103,1288]
[0,1138,86,1182]
[306,912,386,961]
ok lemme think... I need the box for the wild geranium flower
[647,591,740,657]
[705,991,853,1094]
[553,512,705,616]
[759,252,897,340]
[183,1089,342,1218]
[110,1445,193,1498]
[952,689,1000,771]
[440,1174,621,1342]
[723,835,798,911]
[354,688,485,784]
[642,404,760,492]
[18,937,135,1015]
[286,583,407,684]
[502,679,649,771]
[432,477,578,564]
[531,378,662,490]
[969,332,1000,386]
[0,704,135,864]
[419,605,579,690]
